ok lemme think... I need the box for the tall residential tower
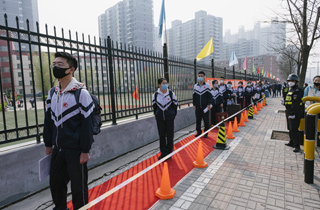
[98,0,154,51]
[167,10,223,64]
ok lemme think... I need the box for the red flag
[132,86,139,100]
[257,66,259,74]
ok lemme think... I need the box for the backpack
[154,90,177,115]
[50,87,102,135]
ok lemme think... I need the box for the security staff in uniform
[152,78,178,160]
[284,73,304,152]
[282,82,289,100]
[193,71,212,138]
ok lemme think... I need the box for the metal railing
[0,15,270,144]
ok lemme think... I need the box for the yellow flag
[262,67,264,75]
[196,37,214,61]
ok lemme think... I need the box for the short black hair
[198,71,205,76]
[313,75,320,81]
[227,81,232,84]
[55,52,78,70]
[220,76,225,79]
[212,80,218,85]
[158,78,167,85]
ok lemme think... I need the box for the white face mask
[214,84,219,88]
[220,80,224,83]
[288,82,295,87]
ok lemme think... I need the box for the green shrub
[0,103,8,111]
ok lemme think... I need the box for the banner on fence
[205,78,248,89]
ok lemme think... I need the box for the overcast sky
[38,0,285,37]
[38,0,319,77]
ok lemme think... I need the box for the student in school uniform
[152,78,178,160]
[244,80,255,108]
[210,80,224,126]
[218,76,228,112]
[193,71,212,138]
[236,81,245,109]
[226,81,236,105]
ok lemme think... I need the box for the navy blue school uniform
[210,88,224,125]
[236,85,245,109]
[152,88,178,158]
[193,82,213,136]
[244,85,255,107]
[254,86,262,103]
[218,83,228,111]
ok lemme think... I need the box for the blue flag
[158,0,166,39]
[229,50,238,67]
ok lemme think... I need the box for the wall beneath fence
[0,106,196,207]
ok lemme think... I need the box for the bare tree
[278,45,299,79]
[284,0,320,87]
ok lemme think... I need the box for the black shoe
[203,134,208,138]
[293,147,301,152]
[195,133,201,137]
[158,154,164,160]
[285,142,294,147]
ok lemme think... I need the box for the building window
[18,72,22,77]
[30,81,33,86]
[17,64,21,68]
[19,81,23,86]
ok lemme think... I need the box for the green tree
[32,52,56,99]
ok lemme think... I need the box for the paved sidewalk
[151,97,320,210]
[2,97,320,210]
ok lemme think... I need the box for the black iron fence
[0,15,269,144]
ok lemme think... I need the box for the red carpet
[67,127,219,210]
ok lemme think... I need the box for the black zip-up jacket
[152,89,178,121]
[43,78,94,153]
[285,85,304,118]
[211,88,224,106]
[218,84,229,100]
[193,82,213,108]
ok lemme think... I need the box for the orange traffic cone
[232,117,240,132]
[260,101,263,109]
[257,103,261,111]
[226,121,235,139]
[244,110,249,122]
[254,105,259,115]
[263,99,266,106]
[155,162,175,199]
[238,113,246,127]
[193,141,208,168]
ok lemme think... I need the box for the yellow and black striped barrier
[213,120,230,150]
[304,104,320,184]
[248,105,253,119]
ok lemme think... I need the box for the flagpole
[163,0,170,83]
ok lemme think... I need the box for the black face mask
[53,66,70,79]
[314,82,320,87]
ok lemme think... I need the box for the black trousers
[156,119,174,156]
[237,97,244,109]
[50,147,88,210]
[285,111,301,148]
[244,96,251,108]
[211,105,222,126]
[195,106,210,134]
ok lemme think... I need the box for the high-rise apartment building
[0,0,39,96]
[98,0,154,51]
[0,0,39,31]
[167,10,223,64]
[222,18,286,61]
